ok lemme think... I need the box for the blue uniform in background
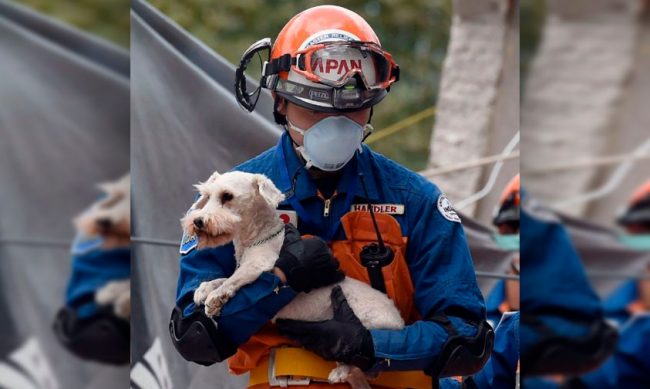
[65,235,130,317]
[520,193,617,379]
[176,132,487,371]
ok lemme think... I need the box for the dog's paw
[194,278,227,306]
[328,364,351,384]
[114,289,131,319]
[96,280,130,306]
[204,284,236,317]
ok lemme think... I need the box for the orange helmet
[493,174,520,229]
[235,6,399,118]
[618,179,650,227]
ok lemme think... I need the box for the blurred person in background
[559,180,650,389]
[600,179,650,325]
[486,174,521,327]
[520,191,617,383]
[53,175,131,365]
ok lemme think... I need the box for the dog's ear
[253,174,284,208]
[205,171,221,184]
[96,181,114,195]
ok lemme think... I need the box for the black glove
[275,223,345,293]
[276,285,376,371]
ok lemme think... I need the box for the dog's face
[181,171,285,248]
[74,174,131,241]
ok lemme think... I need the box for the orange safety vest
[228,211,430,388]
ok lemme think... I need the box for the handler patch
[350,204,405,215]
[437,194,461,223]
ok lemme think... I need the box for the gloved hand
[274,223,345,293]
[276,285,376,371]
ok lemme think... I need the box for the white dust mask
[287,116,370,171]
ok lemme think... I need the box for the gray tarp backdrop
[130,1,515,388]
[0,1,129,388]
[560,214,650,298]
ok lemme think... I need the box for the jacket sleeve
[176,242,297,346]
[368,181,489,375]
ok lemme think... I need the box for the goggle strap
[275,79,334,104]
[264,54,294,76]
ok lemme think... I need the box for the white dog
[183,171,404,386]
[74,173,131,319]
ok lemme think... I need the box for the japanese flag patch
[437,194,461,223]
[276,210,297,227]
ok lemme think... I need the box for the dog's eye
[220,192,234,204]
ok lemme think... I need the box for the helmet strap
[273,97,288,125]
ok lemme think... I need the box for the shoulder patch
[437,194,461,223]
[179,231,198,255]
[71,234,103,255]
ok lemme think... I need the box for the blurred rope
[553,138,650,207]
[419,151,519,177]
[0,238,70,248]
[586,270,650,281]
[526,153,650,174]
[365,106,436,145]
[131,236,178,247]
[475,271,519,281]
[455,131,520,210]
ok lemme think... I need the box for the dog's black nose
[193,218,204,229]
[97,218,112,230]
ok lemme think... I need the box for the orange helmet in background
[618,179,650,228]
[235,5,399,120]
[493,174,521,231]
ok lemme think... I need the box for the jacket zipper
[323,198,332,217]
[318,190,339,217]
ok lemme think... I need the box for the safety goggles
[235,38,399,112]
[289,41,399,90]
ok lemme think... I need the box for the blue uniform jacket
[176,132,486,371]
[65,235,131,318]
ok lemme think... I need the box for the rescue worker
[601,179,650,325]
[170,6,492,388]
[52,222,130,365]
[520,191,617,379]
[486,175,520,327]
[559,180,650,388]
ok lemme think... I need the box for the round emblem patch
[437,194,461,223]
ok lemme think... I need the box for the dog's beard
[197,232,234,249]
[74,213,131,247]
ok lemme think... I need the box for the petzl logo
[309,89,330,101]
[130,338,173,389]
[0,338,59,389]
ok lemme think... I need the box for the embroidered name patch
[437,194,460,223]
[350,204,405,215]
[276,210,298,227]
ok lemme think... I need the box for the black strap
[264,54,294,76]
